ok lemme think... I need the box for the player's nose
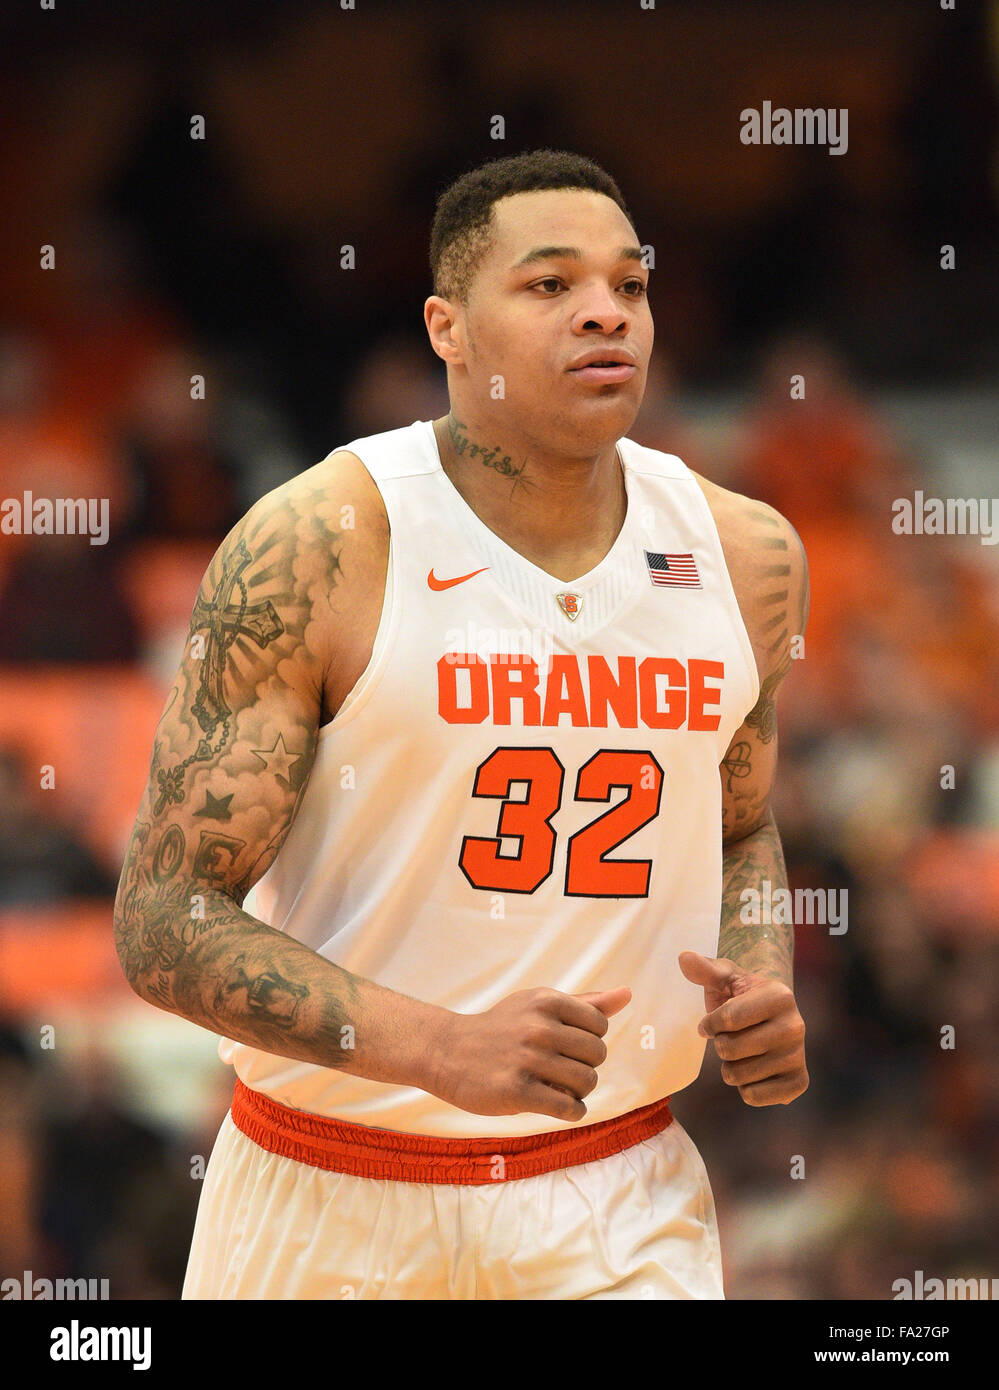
[571,285,630,335]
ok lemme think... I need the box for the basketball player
[113,149,809,1300]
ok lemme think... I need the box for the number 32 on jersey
[458,746,664,898]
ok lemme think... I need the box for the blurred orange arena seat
[0,666,165,866]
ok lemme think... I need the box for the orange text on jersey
[437,653,724,730]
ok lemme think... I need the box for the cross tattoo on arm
[190,539,284,734]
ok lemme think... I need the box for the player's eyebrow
[511,245,646,270]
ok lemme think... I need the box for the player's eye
[530,276,646,296]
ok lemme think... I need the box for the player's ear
[424,296,465,367]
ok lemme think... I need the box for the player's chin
[564,381,641,424]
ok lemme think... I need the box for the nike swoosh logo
[427,566,490,591]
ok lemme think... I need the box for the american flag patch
[645,551,701,588]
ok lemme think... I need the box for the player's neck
[432,413,626,583]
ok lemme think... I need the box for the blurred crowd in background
[1,0,998,1300]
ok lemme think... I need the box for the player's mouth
[567,350,637,384]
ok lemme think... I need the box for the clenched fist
[426,985,631,1122]
[679,951,807,1106]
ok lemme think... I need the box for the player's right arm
[113,455,622,1122]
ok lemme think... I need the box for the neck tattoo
[446,415,535,500]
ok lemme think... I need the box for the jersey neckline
[420,419,636,591]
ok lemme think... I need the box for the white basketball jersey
[222,420,759,1137]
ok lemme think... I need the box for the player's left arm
[679,494,810,1106]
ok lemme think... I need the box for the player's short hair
[429,148,634,304]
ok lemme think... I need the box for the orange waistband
[230,1079,673,1185]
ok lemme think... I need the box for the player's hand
[678,950,808,1106]
[426,985,631,1122]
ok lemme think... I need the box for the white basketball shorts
[182,1083,724,1300]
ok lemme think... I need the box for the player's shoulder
[689,470,809,635]
[244,447,387,537]
[692,472,805,576]
[205,448,388,600]
[690,469,799,551]
[197,448,389,643]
